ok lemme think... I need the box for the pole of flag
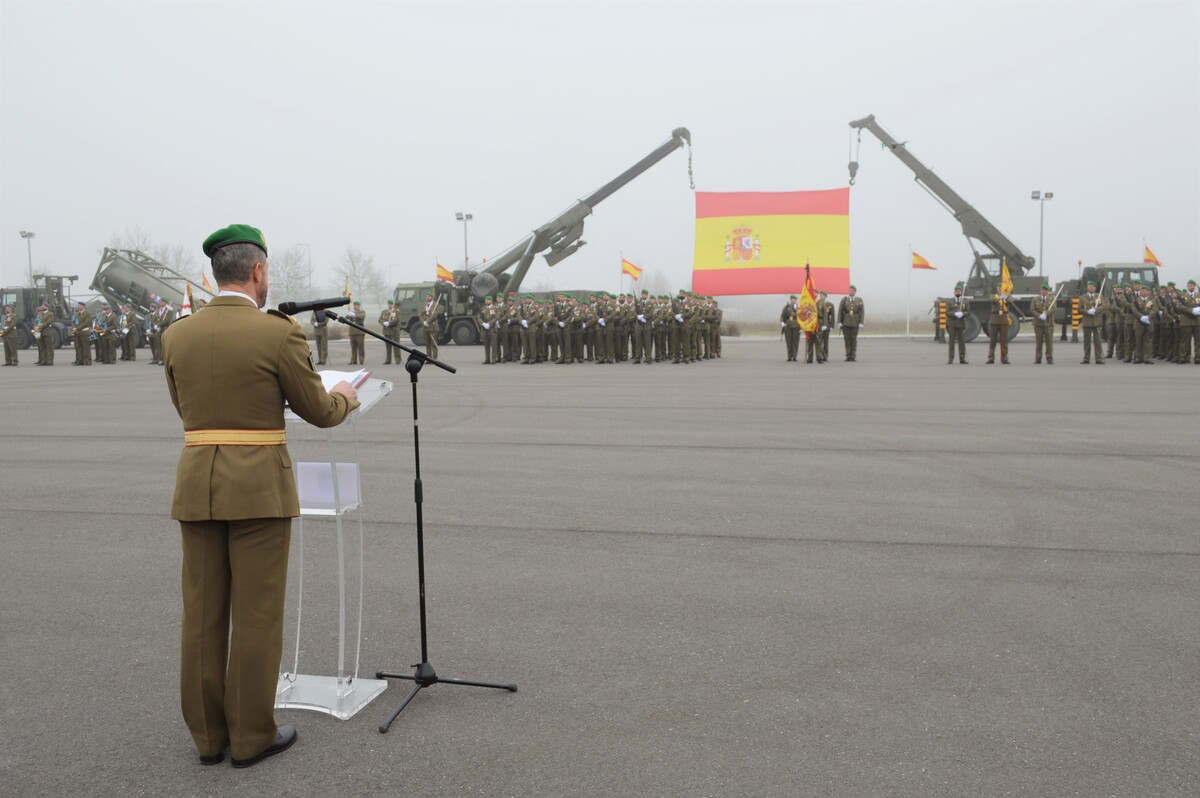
[906,247,912,339]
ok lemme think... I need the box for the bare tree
[645,269,672,296]
[108,225,154,252]
[266,245,310,305]
[335,247,386,304]
[106,227,200,284]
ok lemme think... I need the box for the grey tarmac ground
[1,335,1197,798]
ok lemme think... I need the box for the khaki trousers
[180,518,291,761]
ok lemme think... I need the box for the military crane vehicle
[90,248,213,346]
[851,114,1050,342]
[397,127,693,345]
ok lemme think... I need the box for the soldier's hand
[330,381,359,402]
[858,323,864,328]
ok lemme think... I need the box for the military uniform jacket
[2,311,16,338]
[73,309,94,334]
[989,296,1011,326]
[349,308,366,335]
[1178,290,1200,327]
[162,296,359,521]
[34,309,55,333]
[1077,292,1103,327]
[781,303,799,329]
[378,308,399,332]
[819,301,835,330]
[945,296,969,329]
[311,311,328,332]
[838,297,864,327]
[478,304,498,331]
[1030,295,1055,328]
[419,302,440,336]
[1135,295,1155,323]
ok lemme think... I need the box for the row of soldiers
[943,278,1200,365]
[478,290,723,365]
[1095,279,1200,364]
[1,295,192,367]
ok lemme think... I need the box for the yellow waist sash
[184,429,286,447]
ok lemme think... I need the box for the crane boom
[849,114,1035,278]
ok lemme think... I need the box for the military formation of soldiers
[478,289,722,365]
[944,277,1200,365]
[780,287,862,363]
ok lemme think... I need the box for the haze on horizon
[2,0,1197,321]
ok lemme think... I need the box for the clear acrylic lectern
[275,375,393,719]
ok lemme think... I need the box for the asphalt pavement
[1,336,1196,797]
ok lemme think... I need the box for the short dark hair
[211,242,266,285]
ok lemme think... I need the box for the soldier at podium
[162,224,359,769]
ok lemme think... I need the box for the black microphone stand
[318,309,517,733]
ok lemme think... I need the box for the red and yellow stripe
[692,189,850,296]
[436,263,454,282]
[1143,245,1161,266]
[912,252,936,270]
[621,258,642,280]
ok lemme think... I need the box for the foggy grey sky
[2,0,1197,315]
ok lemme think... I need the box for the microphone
[277,297,351,316]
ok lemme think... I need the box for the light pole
[455,212,473,269]
[20,231,35,285]
[1031,191,1053,278]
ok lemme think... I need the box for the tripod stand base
[375,662,517,733]
[276,673,389,720]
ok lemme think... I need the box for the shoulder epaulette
[266,308,298,325]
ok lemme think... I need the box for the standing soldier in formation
[818,291,835,358]
[492,294,508,362]
[98,302,118,364]
[1177,278,1200,364]
[986,289,1011,365]
[348,300,366,365]
[379,299,401,365]
[420,294,440,360]
[1104,283,1124,361]
[478,295,498,364]
[1077,280,1104,364]
[506,292,522,363]
[709,296,723,358]
[837,285,864,362]
[2,303,17,366]
[521,295,539,364]
[72,300,94,366]
[1131,282,1155,364]
[946,282,969,364]
[118,304,138,362]
[780,295,800,362]
[34,300,55,366]
[310,308,328,365]
[1030,283,1056,365]
[1121,283,1138,362]
[149,297,176,366]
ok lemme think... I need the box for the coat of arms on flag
[724,227,761,262]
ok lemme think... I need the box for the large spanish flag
[693,189,850,296]
[1143,245,1161,266]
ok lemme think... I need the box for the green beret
[849,284,856,290]
[1041,283,1051,290]
[1132,279,1142,285]
[954,282,964,290]
[1167,281,1176,287]
[387,299,395,305]
[202,224,267,258]
[1189,279,1197,285]
[819,290,828,297]
[353,300,361,306]
[641,289,649,294]
[789,294,797,299]
[1087,280,1096,286]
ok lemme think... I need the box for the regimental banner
[692,189,850,296]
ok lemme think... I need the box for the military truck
[850,114,1145,342]
[396,126,693,345]
[0,274,80,350]
[90,248,212,346]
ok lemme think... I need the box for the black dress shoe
[199,749,226,766]
[231,725,297,769]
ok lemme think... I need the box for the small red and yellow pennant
[1143,245,1161,266]
[436,263,454,282]
[621,258,642,280]
[912,252,936,270]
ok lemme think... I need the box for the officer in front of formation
[162,224,359,769]
[837,285,864,361]
[945,282,969,364]
[347,300,366,365]
[1078,280,1104,364]
[379,299,401,364]
[420,294,440,360]
[1178,278,1200,363]
[2,303,17,366]
[986,288,1012,364]
[780,295,800,361]
[1029,283,1056,365]
[71,300,94,366]
[818,291,835,357]
[310,308,328,365]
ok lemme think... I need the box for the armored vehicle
[0,274,79,350]
[90,248,212,346]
